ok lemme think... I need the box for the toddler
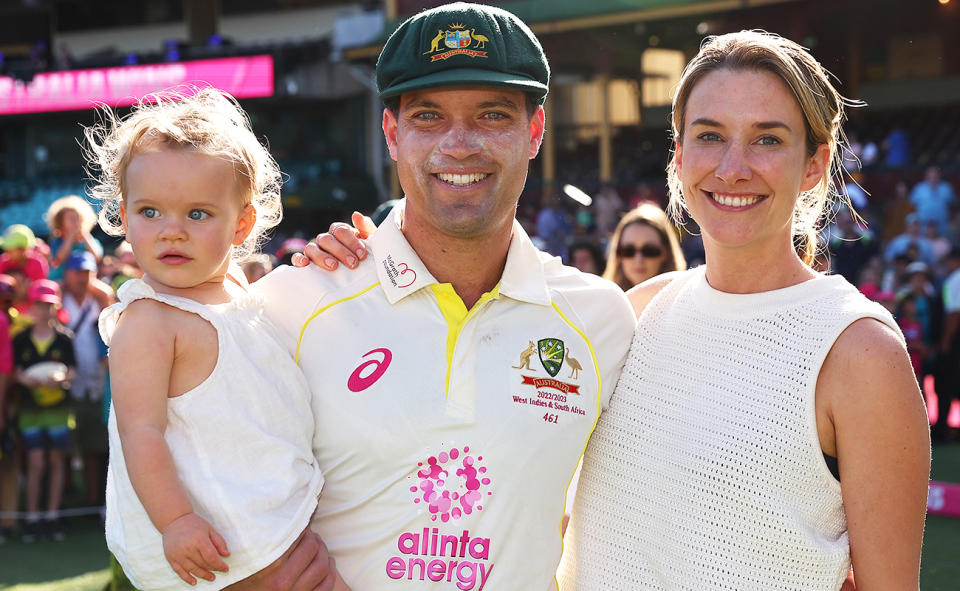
[86,89,347,590]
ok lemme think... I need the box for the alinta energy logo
[408,444,491,522]
[393,445,494,589]
[423,23,490,62]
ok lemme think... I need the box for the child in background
[896,292,927,385]
[12,279,75,542]
[0,274,17,543]
[86,89,348,590]
[46,195,104,281]
[0,225,49,282]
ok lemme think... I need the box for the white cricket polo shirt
[256,204,635,591]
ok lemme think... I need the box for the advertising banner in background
[0,54,274,115]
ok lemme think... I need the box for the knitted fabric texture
[557,266,900,590]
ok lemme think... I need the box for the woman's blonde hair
[84,87,283,261]
[666,30,855,266]
[45,194,98,235]
[603,202,687,291]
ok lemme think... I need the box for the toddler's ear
[119,204,128,234]
[233,204,257,246]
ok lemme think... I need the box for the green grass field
[2,445,959,590]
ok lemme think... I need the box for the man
[909,166,956,237]
[884,213,936,265]
[61,251,112,508]
[242,3,635,589]
[935,245,960,443]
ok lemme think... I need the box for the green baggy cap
[377,2,550,105]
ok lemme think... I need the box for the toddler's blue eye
[141,207,159,219]
[189,210,210,221]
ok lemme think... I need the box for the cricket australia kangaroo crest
[424,23,490,61]
[512,338,583,395]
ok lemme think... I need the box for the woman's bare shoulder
[625,271,683,318]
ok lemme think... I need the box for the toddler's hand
[161,512,230,586]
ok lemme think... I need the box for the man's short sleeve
[252,265,329,357]
[551,274,636,409]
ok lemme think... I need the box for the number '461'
[543,413,558,424]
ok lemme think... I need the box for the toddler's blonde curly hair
[84,87,282,261]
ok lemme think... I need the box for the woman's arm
[817,318,930,590]
[300,212,376,270]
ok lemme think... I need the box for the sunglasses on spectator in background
[617,244,665,259]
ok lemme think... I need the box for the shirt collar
[368,199,552,306]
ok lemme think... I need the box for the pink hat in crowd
[28,279,61,305]
[277,238,308,260]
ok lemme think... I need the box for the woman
[603,202,686,290]
[558,31,929,590]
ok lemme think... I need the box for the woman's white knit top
[100,279,324,591]
[557,266,900,591]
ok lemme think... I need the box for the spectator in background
[883,127,910,168]
[936,245,960,443]
[0,274,16,544]
[896,291,926,385]
[12,279,75,542]
[846,132,878,170]
[603,203,686,291]
[242,253,274,284]
[107,242,142,293]
[678,218,706,268]
[856,258,883,300]
[6,270,32,321]
[536,194,573,258]
[881,180,915,244]
[910,166,956,237]
[0,225,49,282]
[626,181,659,209]
[926,221,953,273]
[45,195,104,282]
[841,176,867,210]
[882,253,914,294]
[885,213,937,265]
[825,207,877,283]
[276,237,308,267]
[567,240,605,275]
[593,184,624,236]
[61,251,111,509]
[898,261,942,387]
[113,241,138,272]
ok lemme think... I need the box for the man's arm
[223,527,339,591]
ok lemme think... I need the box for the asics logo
[347,348,392,392]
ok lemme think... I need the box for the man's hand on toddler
[162,512,230,585]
